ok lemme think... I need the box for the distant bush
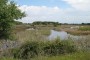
[13,39,77,59]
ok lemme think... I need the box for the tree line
[81,23,90,25]
[32,21,61,26]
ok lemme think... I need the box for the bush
[13,41,40,59]
[13,40,77,59]
[43,40,77,56]
[60,40,77,53]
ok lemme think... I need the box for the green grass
[38,30,51,36]
[31,52,90,60]
[1,51,90,60]
[0,57,18,60]
[79,26,90,31]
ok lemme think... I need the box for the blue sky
[14,0,90,23]
[15,0,71,8]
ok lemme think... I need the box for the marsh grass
[66,30,90,35]
[69,26,90,35]
[60,25,90,35]
[79,26,90,31]
[15,27,52,42]
[15,30,47,42]
[0,25,90,60]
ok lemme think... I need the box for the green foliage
[0,0,25,39]
[43,40,76,56]
[32,21,61,26]
[13,40,77,59]
[13,41,40,59]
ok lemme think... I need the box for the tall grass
[73,35,90,51]
[15,30,48,42]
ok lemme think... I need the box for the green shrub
[60,40,77,53]
[13,40,77,59]
[13,41,40,59]
[43,40,77,56]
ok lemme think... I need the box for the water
[26,28,35,30]
[48,30,86,40]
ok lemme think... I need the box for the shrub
[13,40,77,59]
[60,40,77,53]
[13,41,40,59]
[43,40,77,56]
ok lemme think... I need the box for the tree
[0,0,25,40]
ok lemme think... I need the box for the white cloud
[19,5,64,15]
[63,0,90,11]
[18,5,90,23]
[18,5,65,23]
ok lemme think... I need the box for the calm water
[48,30,86,40]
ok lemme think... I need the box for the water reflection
[48,30,86,40]
[48,30,68,40]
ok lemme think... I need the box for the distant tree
[15,21,23,25]
[32,21,61,26]
[82,23,85,25]
[0,0,25,40]
[87,23,90,25]
[53,22,58,27]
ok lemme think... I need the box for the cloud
[18,5,65,23]
[18,5,90,23]
[63,0,90,11]
[19,5,64,15]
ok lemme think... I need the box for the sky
[14,0,90,23]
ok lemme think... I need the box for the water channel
[48,30,87,40]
